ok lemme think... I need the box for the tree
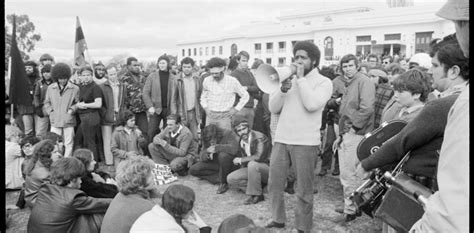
[5,14,42,71]
[106,53,131,67]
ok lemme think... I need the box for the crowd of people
[5,0,469,232]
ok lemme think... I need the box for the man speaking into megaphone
[265,41,333,233]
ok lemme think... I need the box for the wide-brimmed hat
[436,0,469,21]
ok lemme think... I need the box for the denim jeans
[50,126,75,158]
[227,161,269,195]
[268,142,319,232]
[34,115,50,137]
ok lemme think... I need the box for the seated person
[27,157,111,233]
[6,125,25,190]
[24,139,62,208]
[148,114,198,175]
[226,119,271,205]
[131,184,211,233]
[73,148,118,198]
[101,156,161,233]
[189,124,240,194]
[111,110,147,169]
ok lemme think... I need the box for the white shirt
[182,74,196,111]
[200,74,249,112]
[239,133,252,157]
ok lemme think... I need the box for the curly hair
[50,157,85,186]
[201,124,223,149]
[118,109,136,126]
[51,63,72,81]
[293,41,321,68]
[116,156,155,197]
[206,57,227,69]
[25,139,56,176]
[162,184,195,224]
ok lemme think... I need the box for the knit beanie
[24,60,38,67]
[51,63,72,80]
[39,53,54,62]
[41,64,52,73]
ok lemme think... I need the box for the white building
[176,5,455,67]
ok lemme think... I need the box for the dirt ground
[5,157,383,233]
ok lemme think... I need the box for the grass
[5,157,383,233]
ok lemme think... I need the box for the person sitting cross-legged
[148,114,199,175]
[226,118,271,205]
[189,124,240,194]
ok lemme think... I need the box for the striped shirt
[200,75,249,112]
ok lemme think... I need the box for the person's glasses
[383,61,389,65]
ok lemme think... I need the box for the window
[205,47,209,56]
[324,36,334,59]
[188,49,191,56]
[194,48,197,56]
[199,47,203,56]
[255,43,262,54]
[266,58,272,64]
[278,57,286,66]
[266,42,273,53]
[384,33,401,41]
[182,49,185,57]
[415,31,433,54]
[291,40,297,48]
[231,44,238,56]
[278,41,286,53]
[356,35,371,42]
[212,46,215,55]
[219,46,223,55]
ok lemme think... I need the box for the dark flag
[9,15,33,106]
[74,16,87,67]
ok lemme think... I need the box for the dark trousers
[148,107,168,142]
[134,111,149,156]
[321,124,339,172]
[189,152,237,184]
[75,112,101,161]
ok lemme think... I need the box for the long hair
[25,139,55,176]
[73,148,94,175]
[201,124,223,149]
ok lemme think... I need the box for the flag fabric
[9,15,33,106]
[74,16,87,67]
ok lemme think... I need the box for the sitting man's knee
[170,157,187,173]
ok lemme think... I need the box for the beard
[95,73,105,79]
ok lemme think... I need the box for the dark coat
[199,128,240,161]
[237,130,271,165]
[27,183,111,233]
[80,172,118,199]
[98,80,128,125]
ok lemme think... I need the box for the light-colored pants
[148,143,188,172]
[337,130,365,215]
[22,114,34,136]
[34,115,49,137]
[227,161,269,195]
[233,107,255,129]
[101,125,114,165]
[205,111,232,131]
[269,114,280,145]
[50,126,75,158]
[268,142,319,232]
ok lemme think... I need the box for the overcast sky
[5,0,446,64]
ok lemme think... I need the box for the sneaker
[244,195,264,205]
[265,221,285,228]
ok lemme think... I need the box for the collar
[170,125,183,137]
[400,103,424,115]
[440,81,468,97]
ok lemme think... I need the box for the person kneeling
[27,157,112,233]
[131,184,211,233]
[227,119,271,205]
[148,114,198,176]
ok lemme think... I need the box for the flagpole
[8,56,15,126]
[86,48,95,75]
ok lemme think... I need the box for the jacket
[130,205,185,233]
[153,125,198,158]
[230,68,260,108]
[171,73,202,125]
[43,82,80,128]
[142,71,177,114]
[237,130,271,165]
[338,72,375,136]
[101,193,156,233]
[121,71,148,113]
[17,75,40,115]
[27,183,111,233]
[33,78,53,108]
[199,128,240,161]
[80,172,118,199]
[24,161,50,208]
[98,80,127,125]
[111,126,146,159]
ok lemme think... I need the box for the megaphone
[254,64,296,94]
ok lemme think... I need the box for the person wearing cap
[230,51,260,129]
[331,53,375,224]
[226,118,271,205]
[368,69,394,128]
[408,53,432,71]
[17,60,42,136]
[43,63,80,158]
[265,41,332,232]
[143,54,178,141]
[200,57,250,131]
[148,114,198,175]
[410,1,469,230]
[33,64,54,137]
